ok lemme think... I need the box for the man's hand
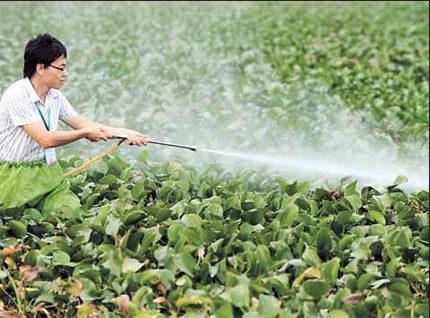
[83,126,113,142]
[63,115,148,146]
[107,128,148,146]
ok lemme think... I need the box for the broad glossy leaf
[258,294,280,318]
[345,195,362,211]
[279,204,298,227]
[302,279,330,299]
[303,246,321,267]
[229,284,250,308]
[176,253,196,277]
[122,258,144,273]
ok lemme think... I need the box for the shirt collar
[24,77,41,104]
[24,77,54,105]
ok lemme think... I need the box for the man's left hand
[107,128,149,146]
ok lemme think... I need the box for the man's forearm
[63,115,147,145]
[64,115,117,133]
[89,121,122,135]
[44,129,87,148]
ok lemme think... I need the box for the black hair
[23,33,67,78]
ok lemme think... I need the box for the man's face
[40,56,68,89]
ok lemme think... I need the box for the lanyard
[35,102,51,131]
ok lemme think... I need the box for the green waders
[0,160,81,214]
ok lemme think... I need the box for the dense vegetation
[0,2,428,318]
[1,153,429,317]
[223,2,429,145]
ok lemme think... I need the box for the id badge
[45,148,58,167]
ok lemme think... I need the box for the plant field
[0,2,429,318]
[1,155,429,317]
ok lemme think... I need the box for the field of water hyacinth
[0,2,429,318]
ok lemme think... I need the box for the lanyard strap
[35,102,51,131]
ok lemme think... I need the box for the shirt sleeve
[3,94,41,127]
[58,91,78,121]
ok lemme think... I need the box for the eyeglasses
[48,64,67,72]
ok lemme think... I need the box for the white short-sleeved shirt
[0,77,78,162]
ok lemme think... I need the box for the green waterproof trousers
[0,160,81,214]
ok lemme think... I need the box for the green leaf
[357,273,377,290]
[95,205,112,226]
[345,195,362,211]
[344,181,358,197]
[368,211,386,225]
[389,282,412,299]
[351,243,369,260]
[258,294,280,318]
[337,210,354,225]
[131,182,146,201]
[156,208,172,222]
[120,167,133,181]
[420,226,430,242]
[386,259,399,279]
[215,301,234,318]
[279,204,298,227]
[176,180,190,196]
[338,235,354,250]
[261,274,290,295]
[230,284,250,308]
[123,210,146,225]
[328,310,349,318]
[415,303,430,318]
[256,245,272,272]
[207,203,224,217]
[225,196,242,211]
[99,175,119,185]
[35,293,55,305]
[243,209,264,225]
[168,224,185,243]
[302,280,330,299]
[181,214,203,228]
[316,227,332,254]
[93,161,109,174]
[7,220,27,238]
[393,175,408,186]
[106,218,122,237]
[323,257,340,285]
[209,238,224,253]
[53,251,71,265]
[369,224,386,236]
[101,251,122,277]
[303,246,321,267]
[24,250,39,266]
[396,228,412,248]
[122,258,144,273]
[370,279,391,289]
[176,253,196,277]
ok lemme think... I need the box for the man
[0,33,148,213]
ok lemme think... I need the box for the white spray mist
[47,2,428,191]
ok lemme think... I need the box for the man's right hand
[83,126,113,142]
